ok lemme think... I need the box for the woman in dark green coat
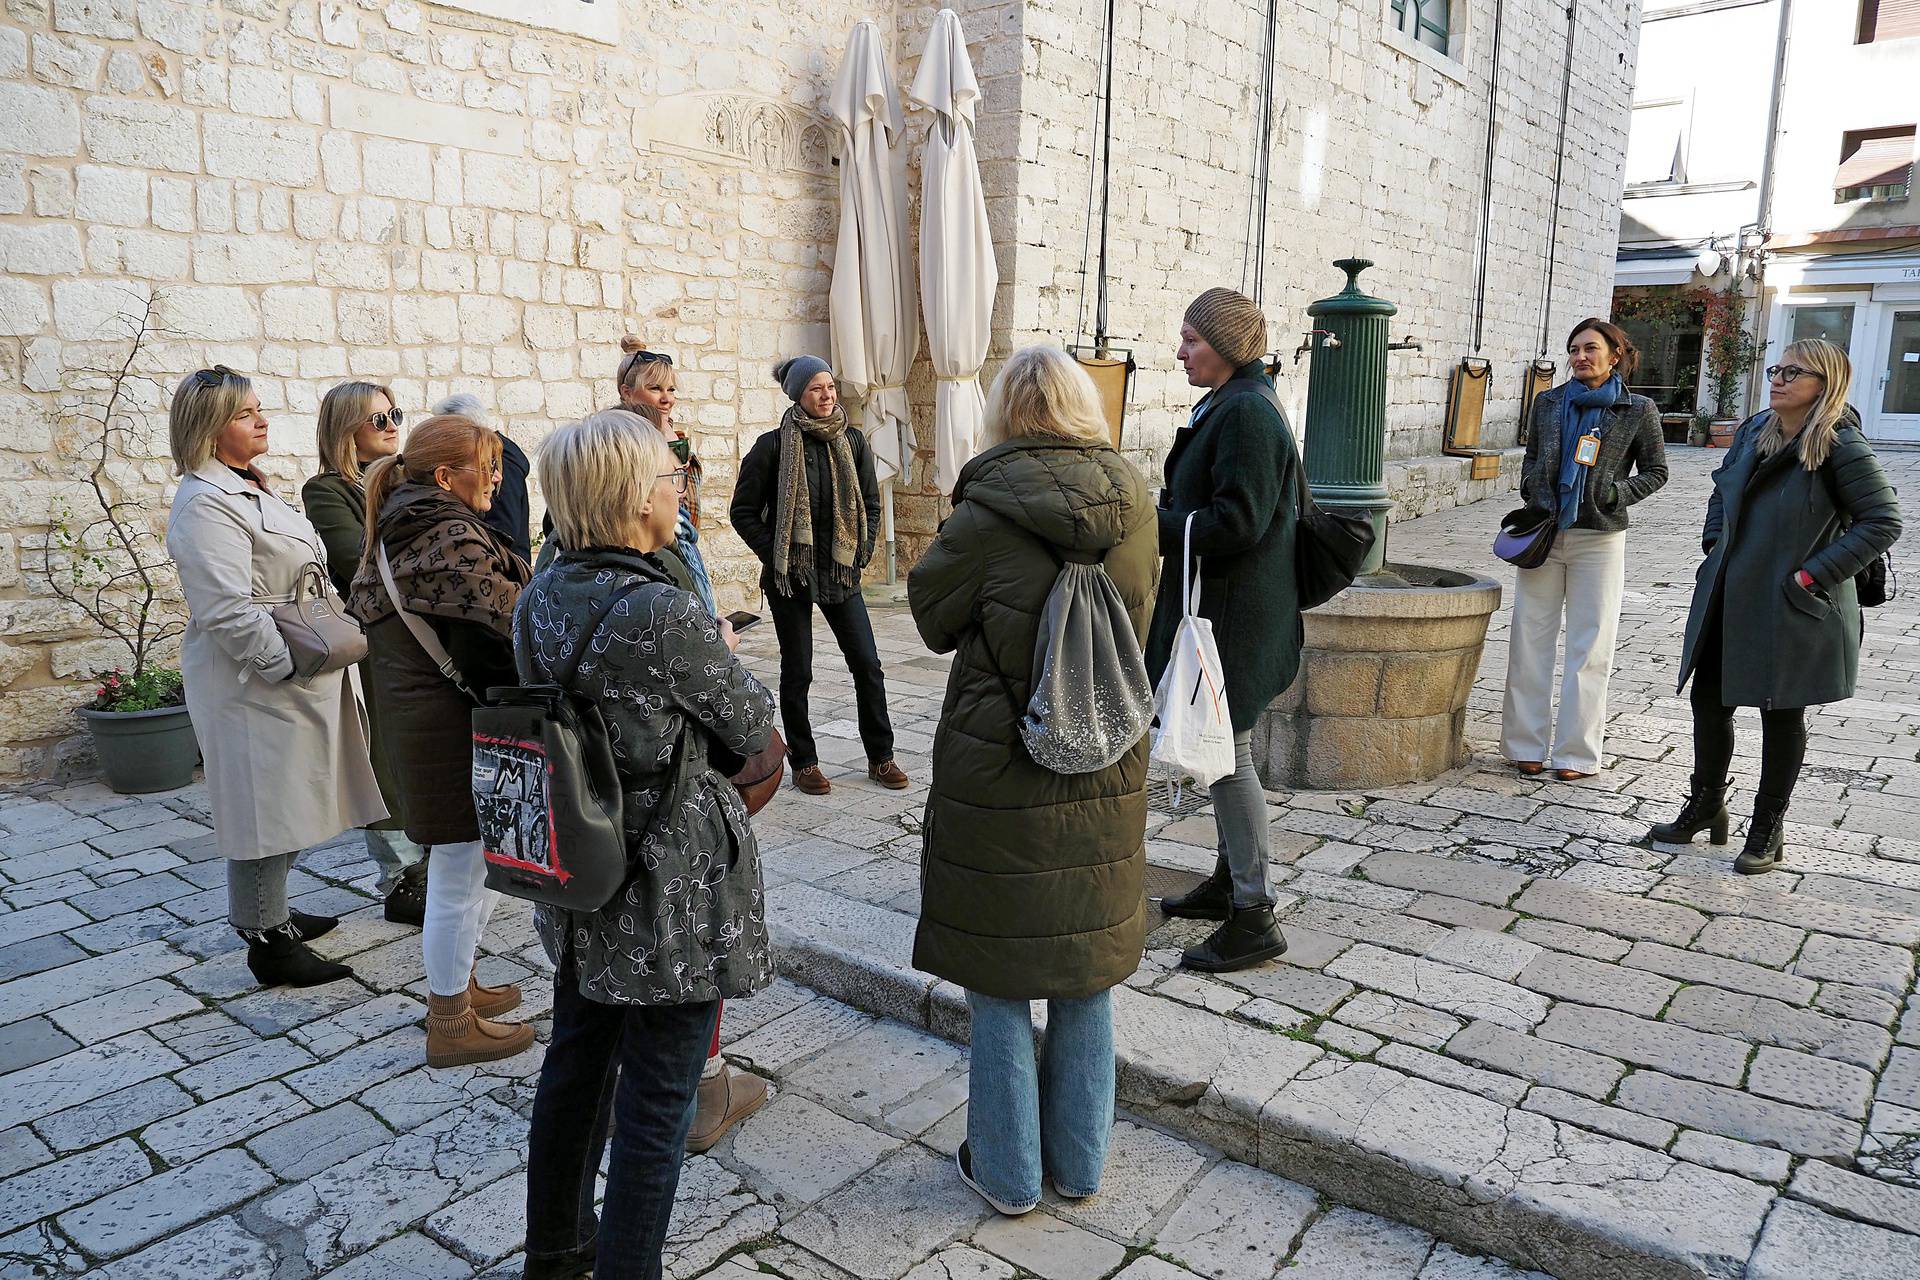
[1145,288,1299,974]
[302,380,426,926]
[909,346,1158,1218]
[1652,340,1901,872]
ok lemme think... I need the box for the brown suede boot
[468,970,522,1019]
[425,991,534,1068]
[684,1062,771,1153]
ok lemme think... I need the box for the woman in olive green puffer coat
[907,346,1158,1217]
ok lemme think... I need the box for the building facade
[1616,0,1920,439]
[0,0,1636,782]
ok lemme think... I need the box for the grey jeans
[227,852,296,931]
[1211,731,1274,909]
[364,827,427,893]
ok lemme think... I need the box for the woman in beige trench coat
[164,366,386,990]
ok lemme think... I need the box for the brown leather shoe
[869,759,910,790]
[468,970,522,1019]
[793,764,831,795]
[685,1062,771,1153]
[425,991,535,1068]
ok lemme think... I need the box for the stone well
[1254,563,1500,790]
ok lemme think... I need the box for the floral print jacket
[515,546,776,1006]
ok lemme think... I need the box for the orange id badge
[1573,434,1601,467]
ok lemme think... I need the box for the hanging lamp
[1067,0,1133,448]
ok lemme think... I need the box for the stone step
[765,879,1782,1280]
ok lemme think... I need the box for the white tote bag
[1150,513,1237,787]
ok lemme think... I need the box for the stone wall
[0,0,1633,784]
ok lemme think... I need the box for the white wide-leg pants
[1501,528,1627,775]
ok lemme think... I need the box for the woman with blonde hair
[346,414,534,1065]
[520,409,777,1279]
[1652,339,1900,872]
[165,366,385,988]
[614,338,714,611]
[303,380,426,927]
[908,345,1157,1216]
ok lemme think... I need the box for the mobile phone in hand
[725,610,761,633]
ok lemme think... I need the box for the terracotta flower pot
[1708,419,1739,449]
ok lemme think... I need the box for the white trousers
[1501,528,1627,774]
[423,839,500,998]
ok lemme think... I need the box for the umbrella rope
[1536,0,1577,357]
[1241,0,1280,306]
[1470,0,1507,355]
[1073,0,1111,349]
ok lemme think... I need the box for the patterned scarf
[346,483,530,633]
[770,403,864,596]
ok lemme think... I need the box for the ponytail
[357,454,407,571]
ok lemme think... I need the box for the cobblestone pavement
[0,800,1541,1280]
[3,446,1919,1279]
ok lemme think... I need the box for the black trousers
[767,588,894,769]
[1690,614,1808,803]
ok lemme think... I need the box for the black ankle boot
[288,911,339,942]
[1735,792,1790,875]
[239,923,352,988]
[1160,867,1232,921]
[1180,905,1288,973]
[1649,775,1731,846]
[384,861,427,928]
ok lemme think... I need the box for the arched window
[1390,0,1451,54]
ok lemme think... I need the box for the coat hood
[952,438,1151,555]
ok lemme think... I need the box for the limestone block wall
[1001,0,1639,471]
[0,0,1024,781]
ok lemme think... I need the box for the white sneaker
[956,1142,1036,1216]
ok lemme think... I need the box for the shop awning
[1835,134,1915,192]
[1614,252,1697,287]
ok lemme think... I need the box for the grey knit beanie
[774,355,832,402]
[1184,288,1268,368]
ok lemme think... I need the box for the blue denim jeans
[964,988,1115,1208]
[363,826,426,894]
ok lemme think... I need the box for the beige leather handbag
[271,563,368,678]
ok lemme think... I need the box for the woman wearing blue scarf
[1502,319,1668,780]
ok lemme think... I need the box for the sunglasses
[192,365,238,388]
[668,435,691,465]
[1765,364,1825,385]
[363,408,405,432]
[620,349,673,384]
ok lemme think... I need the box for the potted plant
[38,293,199,793]
[1690,408,1714,448]
[1699,279,1759,447]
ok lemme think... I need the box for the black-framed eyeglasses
[1766,364,1825,385]
[192,365,238,388]
[657,468,689,495]
[362,408,405,432]
[620,349,673,384]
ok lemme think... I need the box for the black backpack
[472,581,652,911]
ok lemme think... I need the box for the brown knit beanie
[1184,288,1268,368]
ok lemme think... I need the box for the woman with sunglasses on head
[1502,318,1668,782]
[731,357,908,795]
[1652,339,1900,873]
[165,367,386,989]
[303,382,427,929]
[614,338,715,613]
[346,414,536,1066]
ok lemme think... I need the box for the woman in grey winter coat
[1651,339,1901,873]
[1502,319,1668,781]
[521,410,776,1280]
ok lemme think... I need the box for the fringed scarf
[770,403,865,597]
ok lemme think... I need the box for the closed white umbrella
[828,20,918,580]
[911,9,997,496]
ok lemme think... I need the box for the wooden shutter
[1863,0,1920,42]
[1835,132,1916,191]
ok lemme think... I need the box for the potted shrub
[1700,279,1759,447]
[38,294,199,793]
[1690,408,1714,448]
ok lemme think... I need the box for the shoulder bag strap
[376,542,480,702]
[552,579,650,691]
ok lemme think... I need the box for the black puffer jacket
[908,437,1158,1000]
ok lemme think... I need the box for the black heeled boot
[1735,792,1790,875]
[1159,867,1232,921]
[1648,775,1731,846]
[239,922,352,988]
[288,911,339,942]
[1180,904,1288,973]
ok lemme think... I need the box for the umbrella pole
[882,478,897,584]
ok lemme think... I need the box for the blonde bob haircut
[1758,338,1852,472]
[980,345,1110,451]
[168,366,255,475]
[540,409,674,552]
[315,380,395,485]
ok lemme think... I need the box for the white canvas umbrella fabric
[828,20,918,487]
[910,9,997,496]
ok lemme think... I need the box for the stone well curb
[760,880,1776,1280]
